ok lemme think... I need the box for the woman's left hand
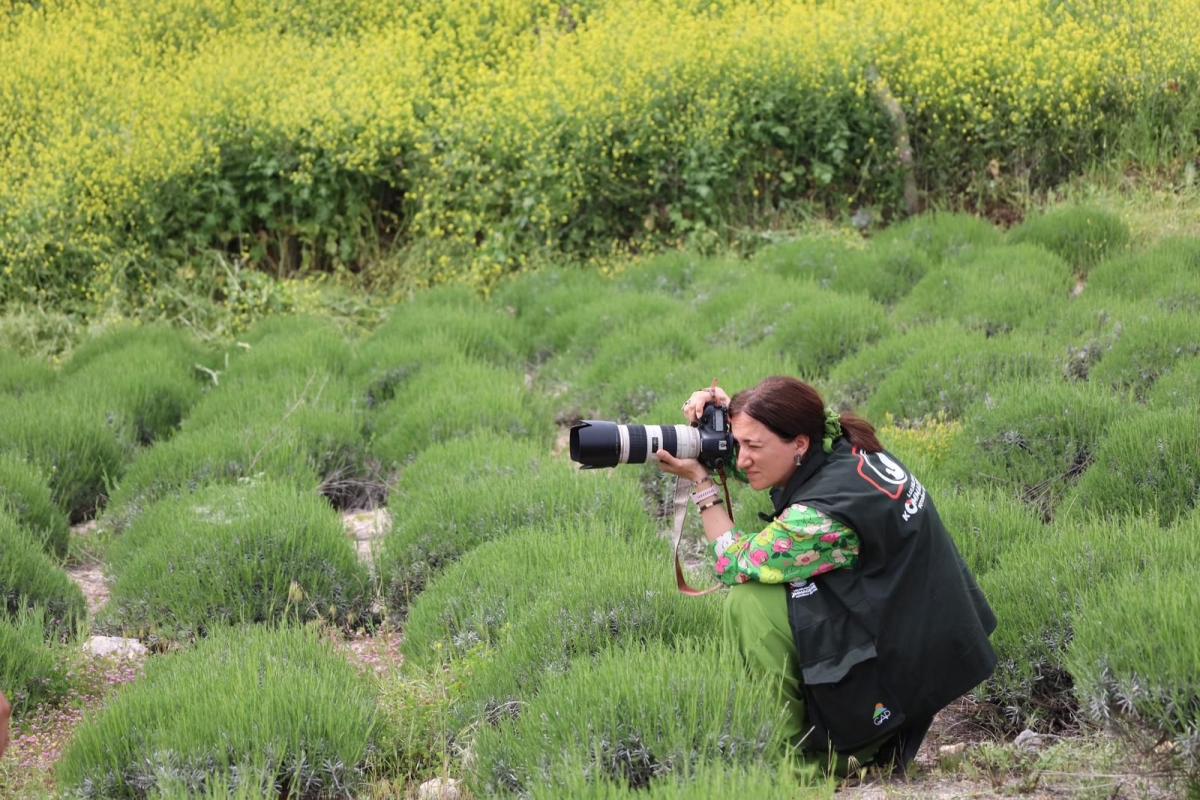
[655,448,709,484]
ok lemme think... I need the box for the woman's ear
[794,434,810,459]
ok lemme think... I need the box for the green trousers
[722,581,887,778]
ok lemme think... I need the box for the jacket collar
[764,444,832,521]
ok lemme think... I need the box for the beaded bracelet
[697,498,725,513]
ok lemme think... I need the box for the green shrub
[1006,205,1131,271]
[489,267,617,359]
[615,250,713,298]
[691,268,797,348]
[892,244,1074,335]
[862,330,1057,422]
[0,451,70,558]
[825,238,931,305]
[102,418,330,535]
[0,393,126,522]
[0,607,72,717]
[402,517,692,669]
[468,641,789,797]
[0,512,86,638]
[1086,310,1200,400]
[750,235,861,283]
[1060,405,1200,526]
[756,286,893,379]
[378,431,649,611]
[215,314,354,384]
[358,285,532,367]
[1068,541,1200,776]
[370,356,553,466]
[932,486,1045,576]
[1147,355,1200,410]
[57,625,380,799]
[977,516,1197,732]
[823,322,964,412]
[98,481,370,643]
[0,348,54,396]
[939,380,1123,520]
[1086,236,1200,310]
[873,211,1001,265]
[58,325,207,447]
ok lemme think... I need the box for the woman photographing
[656,375,996,776]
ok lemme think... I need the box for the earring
[794,453,803,466]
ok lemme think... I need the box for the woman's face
[731,412,808,491]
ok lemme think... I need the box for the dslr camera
[569,402,736,470]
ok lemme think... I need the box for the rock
[939,743,967,756]
[1013,728,1045,751]
[418,778,461,800]
[84,635,147,659]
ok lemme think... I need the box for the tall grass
[468,641,792,797]
[0,450,70,558]
[0,511,86,639]
[99,481,370,643]
[57,625,381,799]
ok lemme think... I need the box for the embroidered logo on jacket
[789,580,819,599]
[853,448,909,499]
[873,703,892,726]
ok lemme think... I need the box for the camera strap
[671,473,728,596]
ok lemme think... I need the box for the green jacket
[774,437,997,752]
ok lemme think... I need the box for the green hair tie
[822,407,843,453]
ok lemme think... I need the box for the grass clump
[57,324,208,448]
[1068,521,1200,778]
[0,348,54,396]
[977,516,1198,732]
[939,381,1123,520]
[0,393,126,522]
[0,451,70,558]
[1006,205,1131,271]
[56,625,380,799]
[892,244,1074,335]
[931,487,1045,577]
[370,356,553,466]
[1060,405,1200,526]
[1086,236,1200,309]
[99,481,370,643]
[0,512,86,639]
[468,641,790,797]
[873,211,1002,265]
[378,431,648,611]
[862,330,1057,422]
[0,607,72,717]
[1086,310,1200,400]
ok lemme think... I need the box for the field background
[2,0,1200,797]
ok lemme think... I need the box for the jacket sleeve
[708,503,860,586]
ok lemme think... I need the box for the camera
[569,403,736,470]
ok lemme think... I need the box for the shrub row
[99,481,370,644]
[56,625,381,799]
[0,608,71,717]
[0,450,70,558]
[0,511,86,639]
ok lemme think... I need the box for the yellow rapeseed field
[1,0,1197,305]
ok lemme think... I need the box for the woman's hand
[681,379,730,424]
[655,448,709,484]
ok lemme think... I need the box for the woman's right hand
[682,380,730,424]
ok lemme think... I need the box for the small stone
[84,635,147,659]
[418,777,461,800]
[1013,728,1044,751]
[939,743,967,756]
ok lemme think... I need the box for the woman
[656,376,996,775]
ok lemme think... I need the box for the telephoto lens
[569,421,702,468]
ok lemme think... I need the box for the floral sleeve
[708,503,860,586]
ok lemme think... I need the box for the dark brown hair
[728,375,883,453]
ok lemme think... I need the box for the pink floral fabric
[708,503,860,586]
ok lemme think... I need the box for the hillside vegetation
[1,0,1198,317]
[3,205,1200,796]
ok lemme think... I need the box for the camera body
[569,402,736,470]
